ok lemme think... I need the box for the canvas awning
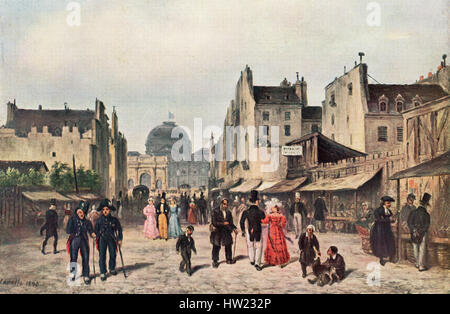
[256,181,282,191]
[229,180,262,193]
[390,151,450,180]
[66,193,103,201]
[219,178,242,190]
[299,169,381,192]
[262,177,307,194]
[22,191,73,202]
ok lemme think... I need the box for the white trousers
[293,213,303,237]
[246,230,263,266]
[412,233,427,268]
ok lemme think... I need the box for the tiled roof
[302,106,322,119]
[7,108,95,137]
[253,86,301,104]
[0,161,48,173]
[367,84,448,113]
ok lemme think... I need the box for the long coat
[298,233,320,266]
[40,209,58,236]
[407,205,430,244]
[240,204,266,242]
[370,206,396,258]
[210,208,236,246]
[313,197,328,221]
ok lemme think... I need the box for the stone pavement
[0,224,448,294]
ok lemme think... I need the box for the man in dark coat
[196,192,208,225]
[240,190,266,271]
[299,225,321,278]
[210,198,238,268]
[291,192,308,239]
[95,199,123,281]
[370,196,396,266]
[308,246,345,286]
[400,194,416,234]
[313,192,328,232]
[66,201,96,285]
[176,225,197,276]
[40,198,59,255]
[407,193,431,271]
[184,193,190,220]
[156,192,170,240]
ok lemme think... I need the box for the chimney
[419,75,424,80]
[344,66,346,74]
[443,54,447,67]
[358,52,365,64]
[295,76,308,106]
[38,104,42,110]
[428,72,433,78]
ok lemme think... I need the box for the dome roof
[145,121,191,156]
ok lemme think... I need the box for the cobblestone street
[0,224,448,294]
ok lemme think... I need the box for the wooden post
[396,179,402,261]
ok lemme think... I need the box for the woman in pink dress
[143,198,160,239]
[261,205,290,267]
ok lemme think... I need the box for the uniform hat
[381,196,395,202]
[76,200,90,214]
[249,190,259,203]
[420,193,431,206]
[50,198,57,206]
[98,198,116,211]
[407,193,416,200]
[187,225,195,232]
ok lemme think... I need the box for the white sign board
[282,145,303,156]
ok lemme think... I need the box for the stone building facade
[127,120,209,194]
[211,66,322,188]
[0,99,127,199]
[322,63,448,154]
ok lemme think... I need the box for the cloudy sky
[0,0,448,152]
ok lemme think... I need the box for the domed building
[127,119,209,195]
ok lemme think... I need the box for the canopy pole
[396,179,402,261]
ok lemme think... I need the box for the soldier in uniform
[176,225,197,276]
[66,201,96,285]
[95,199,123,281]
[40,198,59,255]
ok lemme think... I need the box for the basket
[435,243,450,269]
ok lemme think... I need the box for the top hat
[50,198,57,206]
[407,193,416,201]
[381,196,395,202]
[420,193,431,206]
[249,190,259,203]
[161,192,166,199]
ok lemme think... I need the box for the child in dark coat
[176,225,197,276]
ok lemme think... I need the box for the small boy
[308,246,345,286]
[176,225,197,276]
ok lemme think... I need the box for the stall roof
[390,151,450,180]
[66,193,103,201]
[22,191,73,202]
[256,181,282,192]
[229,180,262,193]
[299,169,381,192]
[287,132,366,163]
[262,177,307,194]
[219,178,242,190]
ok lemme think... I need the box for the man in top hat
[210,198,238,268]
[95,198,123,281]
[66,201,96,284]
[176,225,197,276]
[370,196,396,266]
[156,192,170,240]
[291,192,308,239]
[400,194,416,234]
[240,190,266,271]
[407,193,431,271]
[313,191,328,233]
[40,198,59,255]
[196,192,208,225]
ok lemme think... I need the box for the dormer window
[378,95,389,112]
[329,93,336,107]
[395,94,405,113]
[348,83,353,95]
[412,95,422,107]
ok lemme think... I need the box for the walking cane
[114,230,127,279]
[92,238,96,284]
